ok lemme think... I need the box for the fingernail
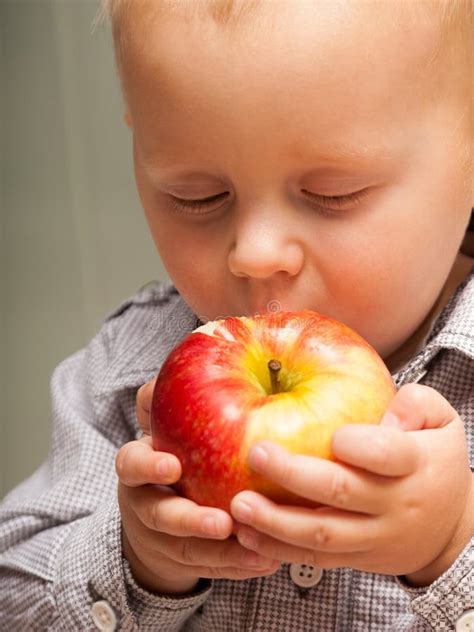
[157,458,173,477]
[202,516,219,536]
[243,551,267,567]
[234,500,253,521]
[248,445,268,469]
[380,412,401,428]
[239,529,258,549]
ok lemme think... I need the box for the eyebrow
[291,140,399,166]
[142,163,229,184]
[141,142,399,183]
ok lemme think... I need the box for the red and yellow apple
[151,311,396,512]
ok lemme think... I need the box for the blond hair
[93,0,264,70]
[94,0,260,30]
[94,0,471,35]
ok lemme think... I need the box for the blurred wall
[1,0,169,498]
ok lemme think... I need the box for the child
[1,0,472,629]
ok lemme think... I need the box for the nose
[228,210,304,280]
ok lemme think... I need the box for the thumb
[380,383,457,431]
[135,376,158,435]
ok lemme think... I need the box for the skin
[114,1,473,595]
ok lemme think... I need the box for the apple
[151,310,396,512]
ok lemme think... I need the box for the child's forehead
[110,0,446,25]
[114,0,469,151]
[118,1,442,117]
[110,0,467,75]
[120,1,440,78]
[121,0,441,39]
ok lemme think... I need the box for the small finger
[135,377,157,434]
[116,435,181,486]
[157,530,281,571]
[331,425,420,476]
[203,563,282,580]
[162,558,281,580]
[131,485,234,539]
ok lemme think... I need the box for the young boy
[1,0,472,629]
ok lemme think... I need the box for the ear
[124,111,133,128]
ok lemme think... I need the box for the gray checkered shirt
[1,274,473,631]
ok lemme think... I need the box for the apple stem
[268,359,282,394]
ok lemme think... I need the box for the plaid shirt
[1,273,473,631]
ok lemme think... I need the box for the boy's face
[119,1,471,361]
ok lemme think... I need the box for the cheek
[158,230,210,277]
[310,207,431,354]
[152,223,229,320]
[147,214,217,280]
[134,159,219,282]
[141,211,228,318]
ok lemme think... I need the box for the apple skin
[151,310,396,512]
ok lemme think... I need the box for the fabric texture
[0,273,473,631]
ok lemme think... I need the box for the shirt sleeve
[0,323,210,630]
[394,538,474,630]
[122,557,213,629]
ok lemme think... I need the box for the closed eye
[167,187,370,215]
[167,192,229,215]
[302,188,370,208]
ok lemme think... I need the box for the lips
[248,300,301,317]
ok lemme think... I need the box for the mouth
[247,300,286,317]
[198,300,298,324]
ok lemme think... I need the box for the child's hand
[230,384,473,587]
[115,379,281,596]
[135,377,157,435]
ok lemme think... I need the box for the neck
[385,252,473,374]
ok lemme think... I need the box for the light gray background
[1,0,169,498]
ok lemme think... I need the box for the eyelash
[167,188,370,216]
[302,188,370,216]
[167,193,228,215]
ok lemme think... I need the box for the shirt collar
[393,270,474,385]
[426,269,474,353]
[94,289,199,397]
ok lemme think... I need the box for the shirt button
[289,563,324,588]
[456,610,474,632]
[90,600,117,631]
